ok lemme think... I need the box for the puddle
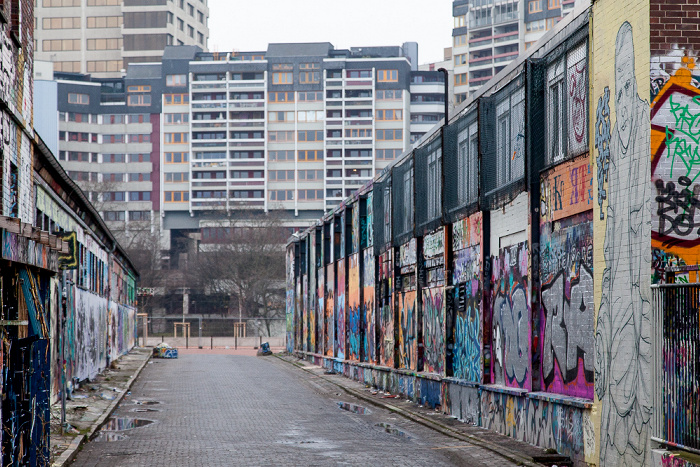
[133,400,160,405]
[337,402,370,414]
[92,432,128,442]
[375,423,412,439]
[102,418,154,431]
[130,408,160,413]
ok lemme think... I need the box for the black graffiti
[655,176,700,237]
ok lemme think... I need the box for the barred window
[496,87,525,187]
[457,121,478,205]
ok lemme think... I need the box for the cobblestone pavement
[71,354,522,466]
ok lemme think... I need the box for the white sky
[207,0,454,66]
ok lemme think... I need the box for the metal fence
[651,284,700,454]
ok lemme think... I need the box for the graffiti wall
[317,267,324,355]
[348,253,361,361]
[397,239,417,371]
[286,246,295,353]
[378,251,394,367]
[72,288,108,382]
[325,264,334,357]
[452,213,483,382]
[491,242,530,390]
[481,390,593,465]
[336,259,346,359]
[539,155,595,399]
[592,3,652,465]
[422,228,447,375]
[302,274,308,352]
[362,248,376,364]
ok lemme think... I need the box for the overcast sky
[208,0,454,66]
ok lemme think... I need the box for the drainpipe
[438,68,449,124]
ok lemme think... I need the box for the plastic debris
[152,343,178,359]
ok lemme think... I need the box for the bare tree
[188,214,287,336]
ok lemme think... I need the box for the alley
[70,353,520,466]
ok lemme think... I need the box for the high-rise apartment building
[452,0,581,102]
[34,0,209,78]
[38,43,445,257]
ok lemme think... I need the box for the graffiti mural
[286,246,295,353]
[378,251,394,367]
[594,20,652,467]
[302,274,308,352]
[336,259,346,359]
[348,253,361,361]
[540,158,593,225]
[540,212,595,398]
[491,242,530,389]
[422,287,445,375]
[325,265,334,357]
[398,290,417,371]
[362,249,376,364]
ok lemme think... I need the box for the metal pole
[210,336,213,350]
[438,68,449,124]
[198,316,202,349]
[61,271,67,435]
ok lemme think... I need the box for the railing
[651,283,700,455]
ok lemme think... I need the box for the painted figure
[595,22,652,467]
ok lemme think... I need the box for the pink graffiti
[569,61,587,144]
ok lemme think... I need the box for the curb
[276,354,543,467]
[51,349,152,467]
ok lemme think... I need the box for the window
[547,58,565,164]
[129,211,151,221]
[268,151,294,162]
[128,134,151,143]
[376,129,403,141]
[454,14,466,28]
[528,0,543,13]
[376,110,403,121]
[164,172,189,183]
[165,133,189,144]
[377,70,398,82]
[268,170,295,181]
[193,171,225,179]
[298,130,323,142]
[86,16,122,28]
[88,60,122,73]
[300,63,319,70]
[103,134,125,144]
[188,3,194,16]
[298,170,323,181]
[272,72,293,85]
[298,150,323,162]
[269,190,294,201]
[496,87,525,186]
[103,211,125,222]
[43,17,80,29]
[454,34,467,47]
[549,0,560,7]
[178,18,184,30]
[68,93,89,105]
[455,73,468,86]
[198,32,204,45]
[526,19,545,32]
[87,38,122,50]
[128,153,151,163]
[103,114,125,124]
[53,62,81,73]
[128,173,151,182]
[347,70,371,78]
[458,121,479,205]
[129,191,151,201]
[165,113,189,124]
[299,71,320,84]
[231,151,264,159]
[298,190,324,201]
[104,154,126,163]
[164,94,189,105]
[268,131,295,143]
[188,25,194,38]
[166,74,187,86]
[194,151,226,160]
[298,91,323,102]
[103,173,124,182]
[272,63,293,71]
[103,192,125,202]
[43,39,81,51]
[344,129,372,138]
[268,111,294,123]
[327,169,342,178]
[197,10,204,23]
[377,149,401,160]
[164,191,189,202]
[297,110,324,122]
[376,90,403,100]
[268,92,295,103]
[231,190,263,199]
[165,152,189,163]
[546,18,560,30]
[128,94,152,106]
[128,114,147,124]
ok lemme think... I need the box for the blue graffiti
[453,295,482,382]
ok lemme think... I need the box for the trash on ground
[153,342,178,359]
[256,342,273,356]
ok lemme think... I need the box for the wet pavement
[69,353,525,466]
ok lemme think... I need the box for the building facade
[41,43,445,257]
[452,0,581,103]
[34,0,209,77]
